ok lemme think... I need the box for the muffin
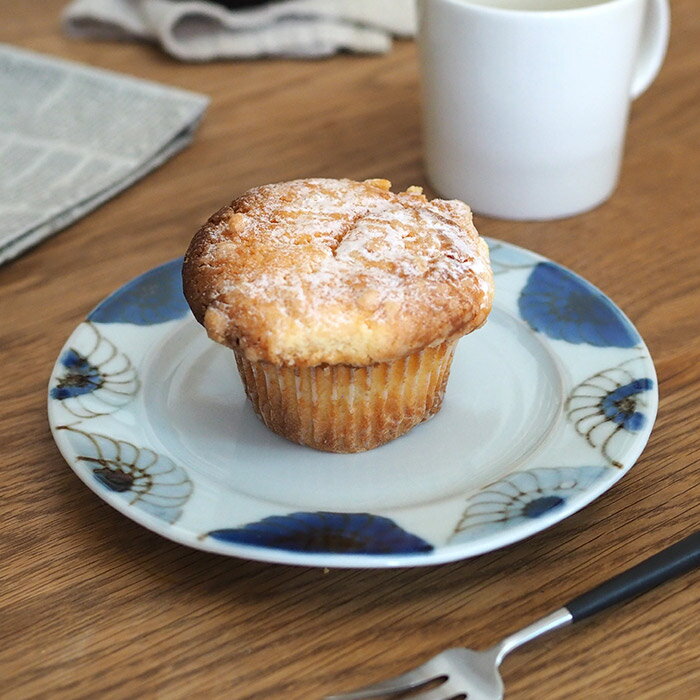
[183,178,493,453]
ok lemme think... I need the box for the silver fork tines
[326,656,447,699]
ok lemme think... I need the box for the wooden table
[2,1,698,698]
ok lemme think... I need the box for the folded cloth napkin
[62,0,417,60]
[0,44,208,266]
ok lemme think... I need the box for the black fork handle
[565,531,700,622]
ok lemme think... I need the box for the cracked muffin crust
[183,178,493,367]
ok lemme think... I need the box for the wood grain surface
[1,1,698,698]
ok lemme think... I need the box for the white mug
[418,0,670,220]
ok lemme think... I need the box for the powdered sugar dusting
[187,178,494,364]
[203,179,488,315]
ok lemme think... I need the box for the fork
[326,531,700,700]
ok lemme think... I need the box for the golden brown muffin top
[183,178,494,366]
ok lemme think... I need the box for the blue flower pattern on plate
[50,322,140,418]
[88,257,189,325]
[207,512,433,554]
[567,362,654,467]
[451,466,615,542]
[518,262,640,347]
[58,427,193,524]
[51,349,104,399]
[601,378,654,431]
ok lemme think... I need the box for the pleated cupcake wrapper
[233,340,457,453]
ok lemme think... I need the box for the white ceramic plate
[48,239,657,568]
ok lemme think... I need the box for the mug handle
[630,0,671,99]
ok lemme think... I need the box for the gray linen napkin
[63,0,417,60]
[0,44,208,265]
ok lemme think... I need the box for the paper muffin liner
[233,340,457,453]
